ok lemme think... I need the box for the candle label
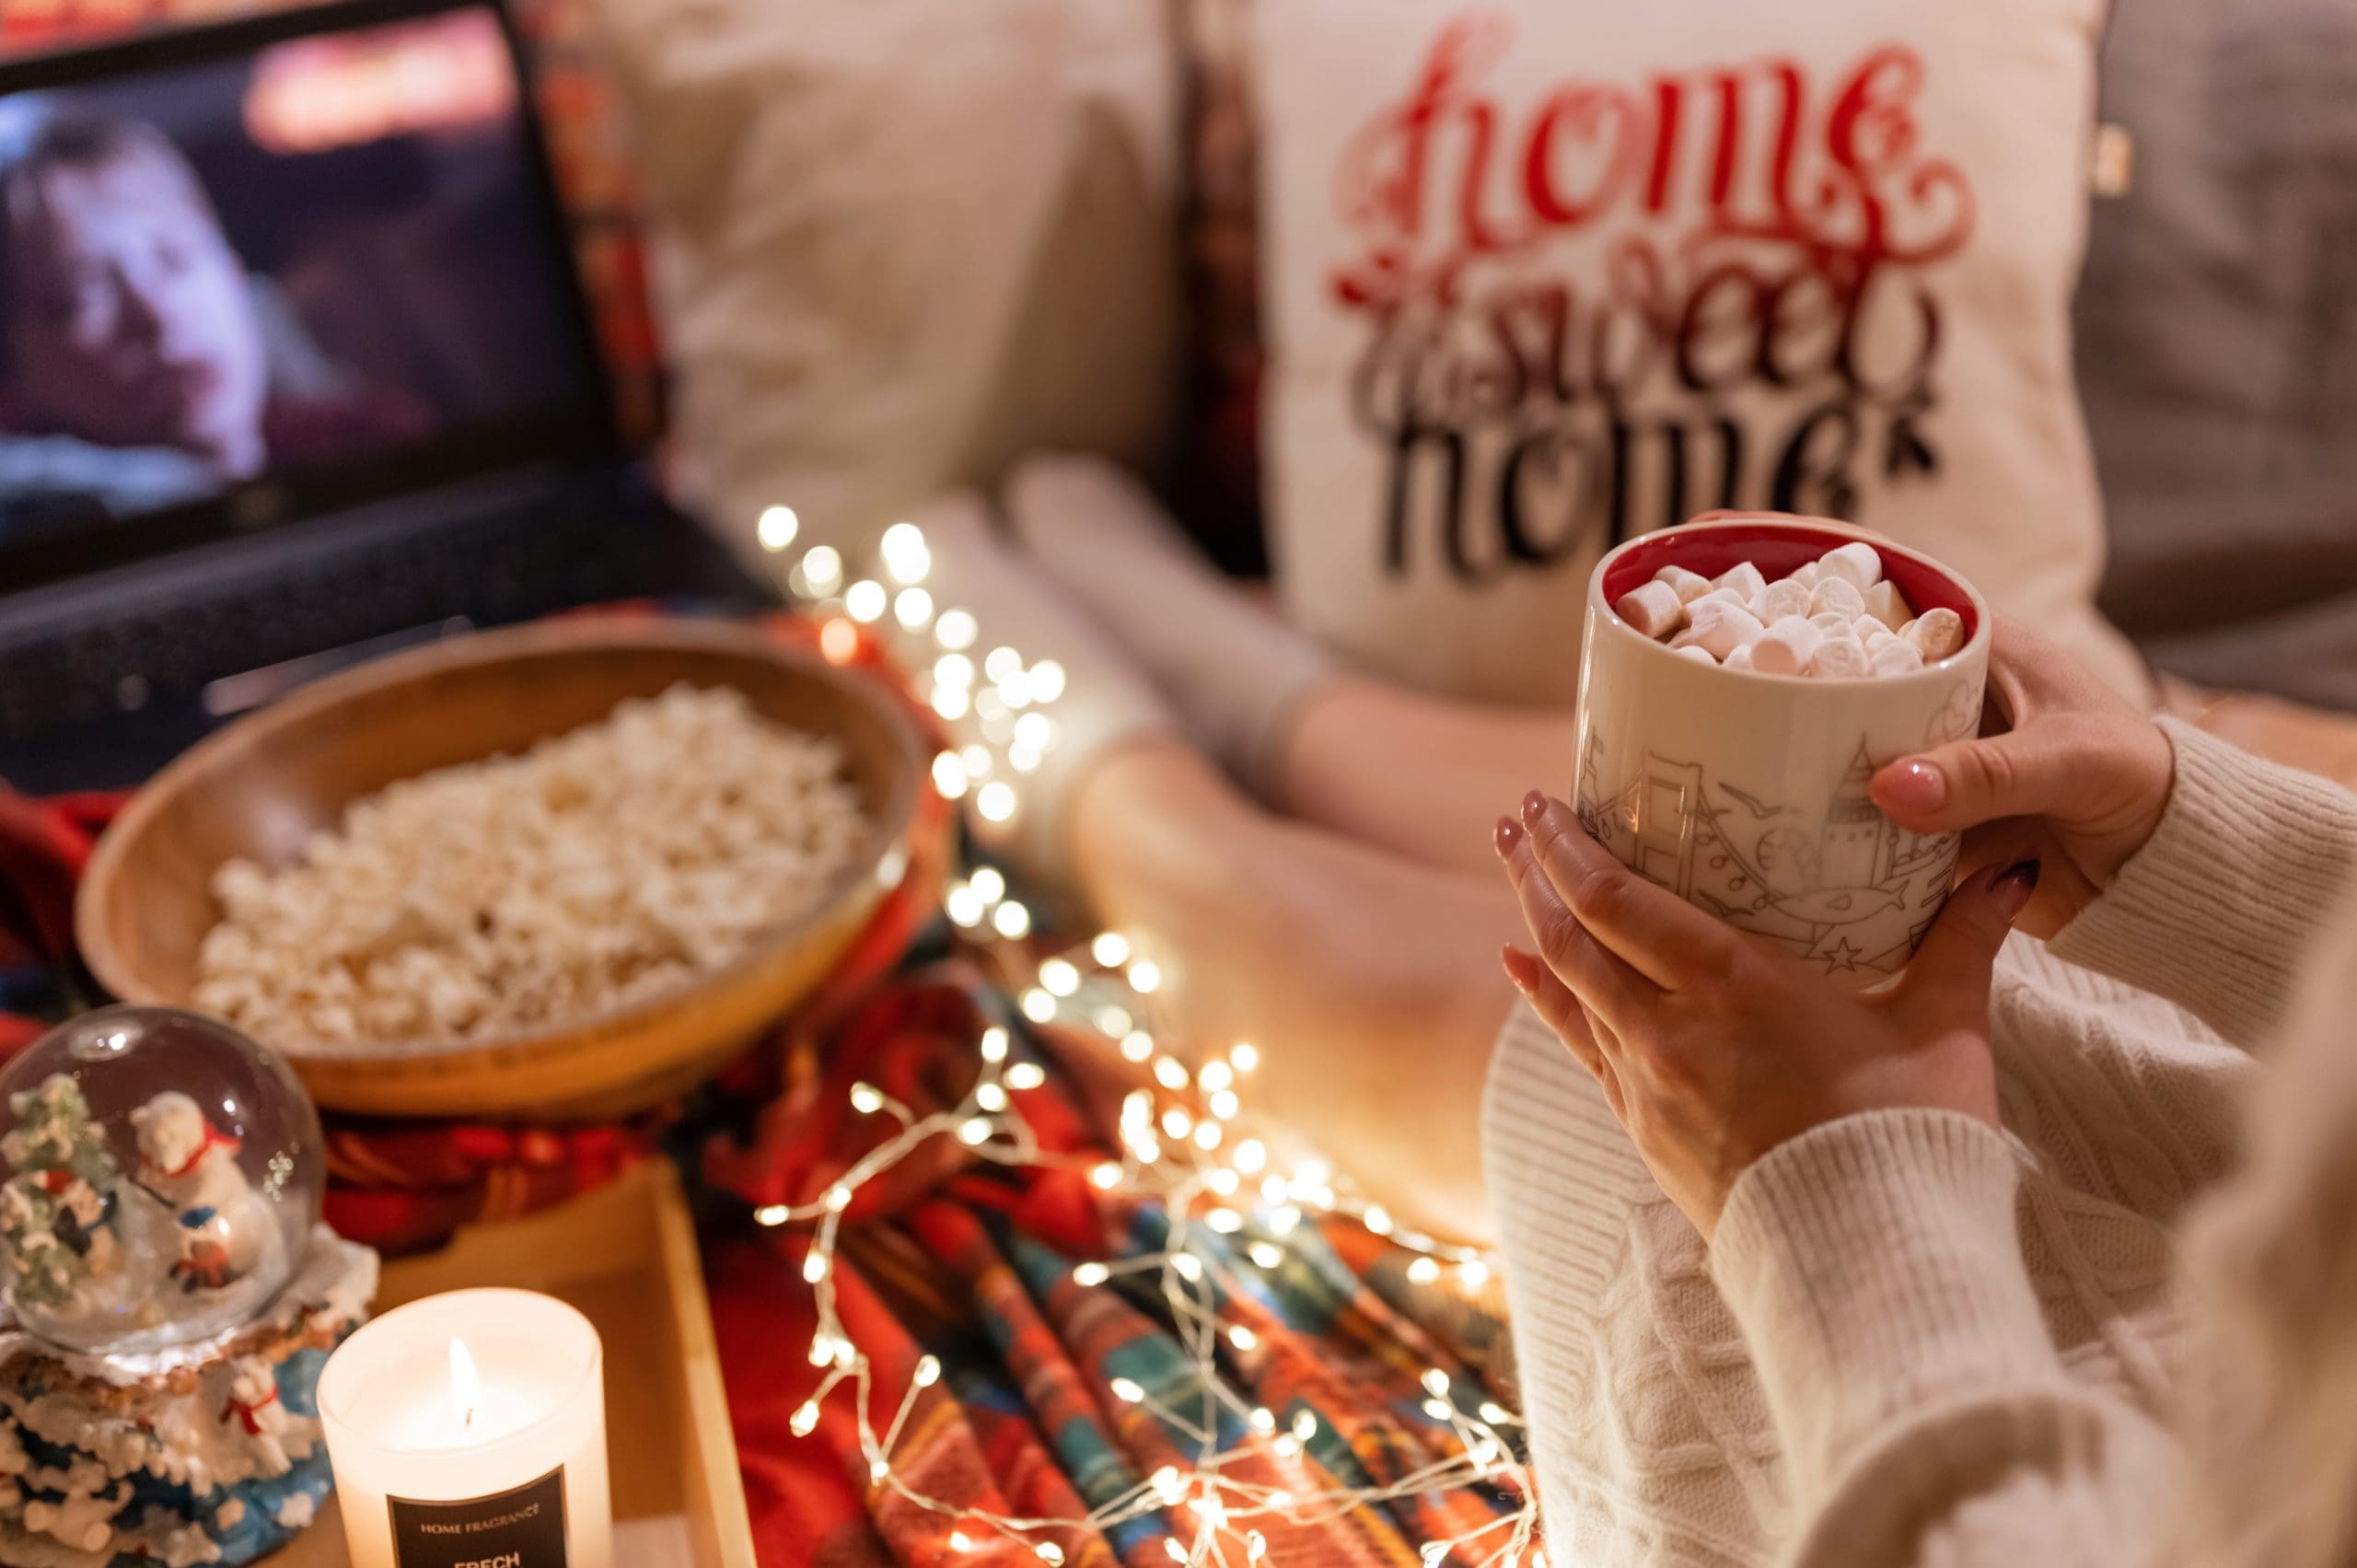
[389,1464,569,1568]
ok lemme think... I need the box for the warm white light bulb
[1090,1162,1122,1191]
[1005,1063,1046,1091]
[913,1354,942,1388]
[758,505,799,552]
[851,1083,884,1114]
[1230,1043,1260,1074]
[1020,989,1055,1022]
[1249,1242,1283,1269]
[1039,958,1081,996]
[804,1253,830,1284]
[958,1119,992,1146]
[1198,1062,1233,1093]
[935,608,978,650]
[1127,960,1162,993]
[1234,1139,1267,1175]
[1120,1030,1155,1063]
[993,900,1032,938]
[976,782,1017,824]
[1111,1377,1145,1403]
[801,544,843,593]
[790,1400,819,1436]
[1028,660,1067,702]
[894,587,935,629]
[1154,1057,1190,1091]
[970,867,1006,903]
[980,1027,1010,1063]
[1074,1261,1111,1286]
[932,752,969,800]
[1407,1258,1441,1284]
[976,1083,1008,1112]
[1092,932,1132,967]
[845,580,888,622]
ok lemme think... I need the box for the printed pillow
[1254,0,2149,703]
[589,0,1182,564]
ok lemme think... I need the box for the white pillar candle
[319,1289,612,1568]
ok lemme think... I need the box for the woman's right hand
[1870,616,2173,938]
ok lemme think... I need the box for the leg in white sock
[889,492,1178,886]
[1003,454,1334,802]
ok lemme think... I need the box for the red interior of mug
[1601,520,1980,639]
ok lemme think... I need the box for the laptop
[0,0,769,795]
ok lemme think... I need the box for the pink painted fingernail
[1520,790,1549,825]
[1499,946,1536,993]
[1494,817,1523,857]
[1873,759,1946,815]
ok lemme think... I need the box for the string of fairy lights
[747,505,1540,1568]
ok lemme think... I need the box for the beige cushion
[1253,0,2150,705]
[589,0,1183,568]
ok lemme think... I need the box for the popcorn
[1612,540,1968,680]
[1654,564,1714,604]
[1614,580,1687,638]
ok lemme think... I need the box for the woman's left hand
[1494,791,2037,1239]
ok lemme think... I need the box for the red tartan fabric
[702,974,1527,1568]
[0,610,953,1259]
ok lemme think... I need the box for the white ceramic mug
[1573,517,1992,986]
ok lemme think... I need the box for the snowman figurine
[132,1092,269,1294]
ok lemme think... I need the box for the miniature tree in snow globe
[0,1007,377,1564]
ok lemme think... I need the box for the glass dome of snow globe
[0,1006,324,1354]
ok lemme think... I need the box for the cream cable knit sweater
[1484,718,2357,1565]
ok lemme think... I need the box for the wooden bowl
[76,619,922,1120]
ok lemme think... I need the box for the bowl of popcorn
[1573,516,1991,985]
[77,619,923,1117]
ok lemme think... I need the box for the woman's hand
[1494,793,2037,1239]
[1869,616,2172,937]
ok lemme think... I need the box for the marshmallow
[1809,576,1866,621]
[1615,579,1687,638]
[1809,635,1870,679]
[1751,578,1813,623]
[1713,562,1767,601]
[1672,643,1719,667]
[1688,587,1748,616]
[1677,598,1766,659]
[1723,642,1755,671]
[1788,561,1822,590]
[1870,638,1926,677]
[1863,580,1912,630]
[1748,615,1823,676]
[1904,607,1967,661]
[1817,540,1885,590]
[1654,564,1714,604]
[1864,628,1906,655]
[1855,614,1893,641]
[1809,610,1855,638]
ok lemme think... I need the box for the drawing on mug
[1576,732,1957,977]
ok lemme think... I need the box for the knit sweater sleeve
[2049,717,2357,1047]
[1710,1110,2180,1568]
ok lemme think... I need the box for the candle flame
[448,1338,481,1430]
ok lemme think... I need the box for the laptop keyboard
[0,471,755,766]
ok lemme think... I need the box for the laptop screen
[0,0,609,576]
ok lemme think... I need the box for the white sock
[889,493,1179,886]
[1003,454,1334,801]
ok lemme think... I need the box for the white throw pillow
[1254,0,2148,703]
[588,0,1183,566]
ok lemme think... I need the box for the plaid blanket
[2,610,1528,1567]
[698,965,1527,1568]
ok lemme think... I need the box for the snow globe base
[0,1225,375,1566]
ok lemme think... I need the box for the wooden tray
[273,1161,755,1566]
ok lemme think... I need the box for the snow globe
[0,1007,377,1565]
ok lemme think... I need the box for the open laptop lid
[0,0,618,594]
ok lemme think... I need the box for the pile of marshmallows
[1616,540,1966,679]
